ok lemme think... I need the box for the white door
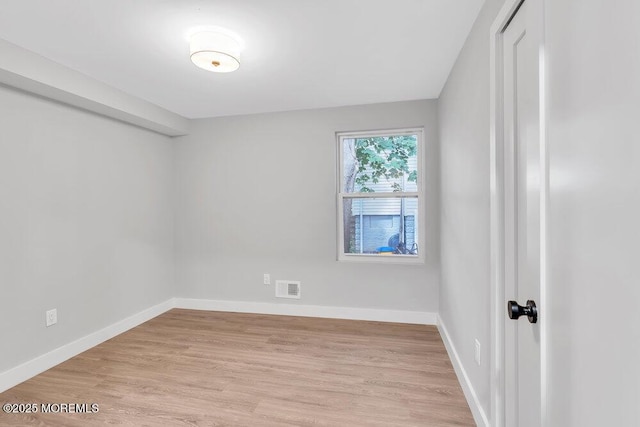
[502,1,542,426]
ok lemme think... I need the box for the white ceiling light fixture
[190,31,241,73]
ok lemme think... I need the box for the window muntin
[337,128,424,263]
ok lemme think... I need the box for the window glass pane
[342,197,419,255]
[342,134,418,194]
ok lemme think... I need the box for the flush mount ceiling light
[190,31,241,73]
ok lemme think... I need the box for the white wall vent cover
[275,280,301,299]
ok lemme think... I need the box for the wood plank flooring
[0,309,474,426]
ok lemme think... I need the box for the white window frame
[336,127,425,264]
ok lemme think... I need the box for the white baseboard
[175,298,437,325]
[0,298,435,393]
[437,316,490,427]
[0,299,175,393]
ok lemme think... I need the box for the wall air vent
[275,280,301,299]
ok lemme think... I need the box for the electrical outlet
[474,339,481,366]
[263,273,271,285]
[46,309,57,327]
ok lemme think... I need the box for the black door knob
[507,300,538,323]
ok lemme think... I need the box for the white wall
[545,0,640,424]
[0,85,175,373]
[174,100,439,314]
[438,0,507,421]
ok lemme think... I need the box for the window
[337,128,424,263]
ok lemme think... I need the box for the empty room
[0,0,638,426]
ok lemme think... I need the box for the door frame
[489,0,548,426]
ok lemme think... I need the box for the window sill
[338,253,425,265]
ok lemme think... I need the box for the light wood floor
[0,309,474,426]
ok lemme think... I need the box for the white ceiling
[0,0,484,119]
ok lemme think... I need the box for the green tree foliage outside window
[347,135,417,193]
